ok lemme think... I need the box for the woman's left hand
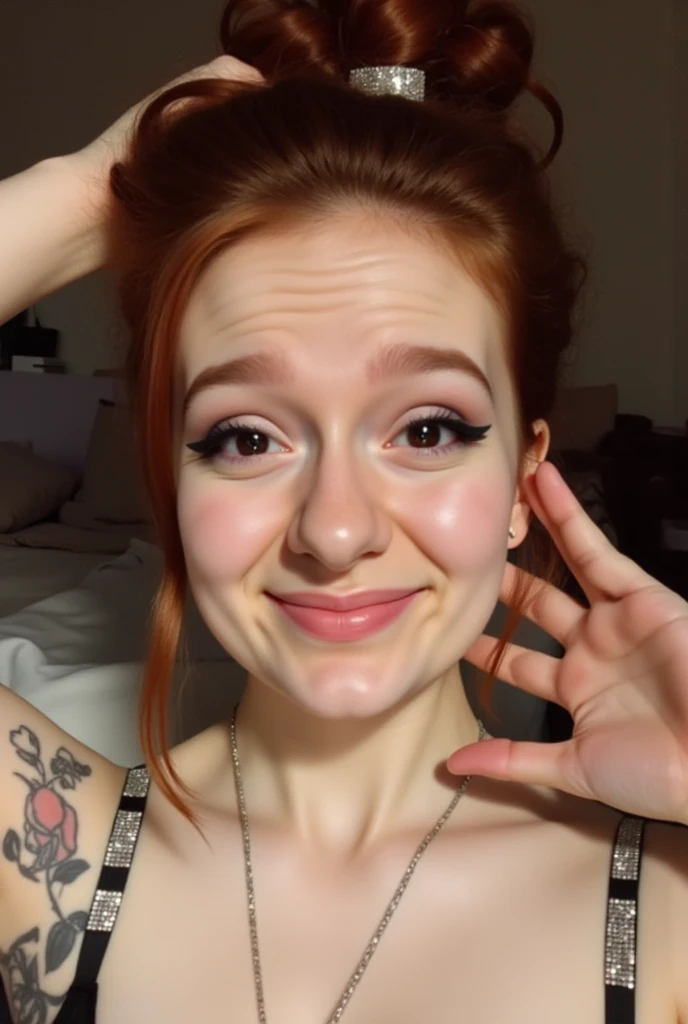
[446,460,688,825]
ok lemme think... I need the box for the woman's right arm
[0,55,264,327]
[0,155,111,325]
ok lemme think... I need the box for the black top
[0,765,647,1024]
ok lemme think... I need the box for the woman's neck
[231,667,482,857]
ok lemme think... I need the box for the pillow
[70,401,151,524]
[0,442,77,532]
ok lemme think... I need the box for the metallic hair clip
[348,66,426,102]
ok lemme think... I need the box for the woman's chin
[270,669,422,721]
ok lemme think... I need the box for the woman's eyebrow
[368,343,493,399]
[183,342,493,414]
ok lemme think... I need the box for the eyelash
[186,408,492,465]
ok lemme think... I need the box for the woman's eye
[187,422,283,463]
[187,411,492,466]
[390,413,492,456]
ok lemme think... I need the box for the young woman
[1,2,688,1023]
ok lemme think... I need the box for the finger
[497,560,586,647]
[206,55,265,84]
[528,462,652,601]
[445,736,588,799]
[462,634,561,702]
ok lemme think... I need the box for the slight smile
[265,589,426,643]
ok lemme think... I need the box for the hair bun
[219,0,534,94]
[220,0,338,78]
[219,0,562,164]
[443,2,534,111]
[440,2,563,163]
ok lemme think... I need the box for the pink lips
[266,588,423,642]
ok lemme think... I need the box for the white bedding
[0,540,246,765]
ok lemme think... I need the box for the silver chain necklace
[230,704,488,1024]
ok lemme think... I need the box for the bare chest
[87,805,673,1024]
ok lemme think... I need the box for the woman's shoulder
[459,771,688,864]
[458,774,688,1022]
[163,718,236,813]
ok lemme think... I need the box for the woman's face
[175,211,549,718]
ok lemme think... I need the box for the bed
[0,371,119,618]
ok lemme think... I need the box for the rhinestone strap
[603,812,648,1024]
[230,706,487,1023]
[86,765,150,932]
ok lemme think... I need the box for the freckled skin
[176,210,549,720]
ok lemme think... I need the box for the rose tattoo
[0,725,93,1024]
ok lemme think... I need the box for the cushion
[69,401,151,524]
[0,442,77,532]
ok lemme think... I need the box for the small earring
[509,528,516,540]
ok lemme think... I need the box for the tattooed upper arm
[0,683,125,1022]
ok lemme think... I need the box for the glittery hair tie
[348,66,426,102]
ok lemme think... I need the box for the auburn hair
[108,0,586,838]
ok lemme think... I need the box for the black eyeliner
[187,419,254,458]
[186,412,493,462]
[405,413,492,443]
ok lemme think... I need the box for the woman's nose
[286,449,392,571]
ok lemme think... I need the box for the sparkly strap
[70,764,150,988]
[604,814,647,1024]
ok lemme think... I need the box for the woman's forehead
[178,216,506,382]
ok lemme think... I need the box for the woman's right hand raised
[0,56,263,325]
[69,55,264,204]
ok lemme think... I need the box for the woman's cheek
[177,478,282,584]
[405,469,512,574]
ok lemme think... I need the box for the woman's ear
[508,418,551,546]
